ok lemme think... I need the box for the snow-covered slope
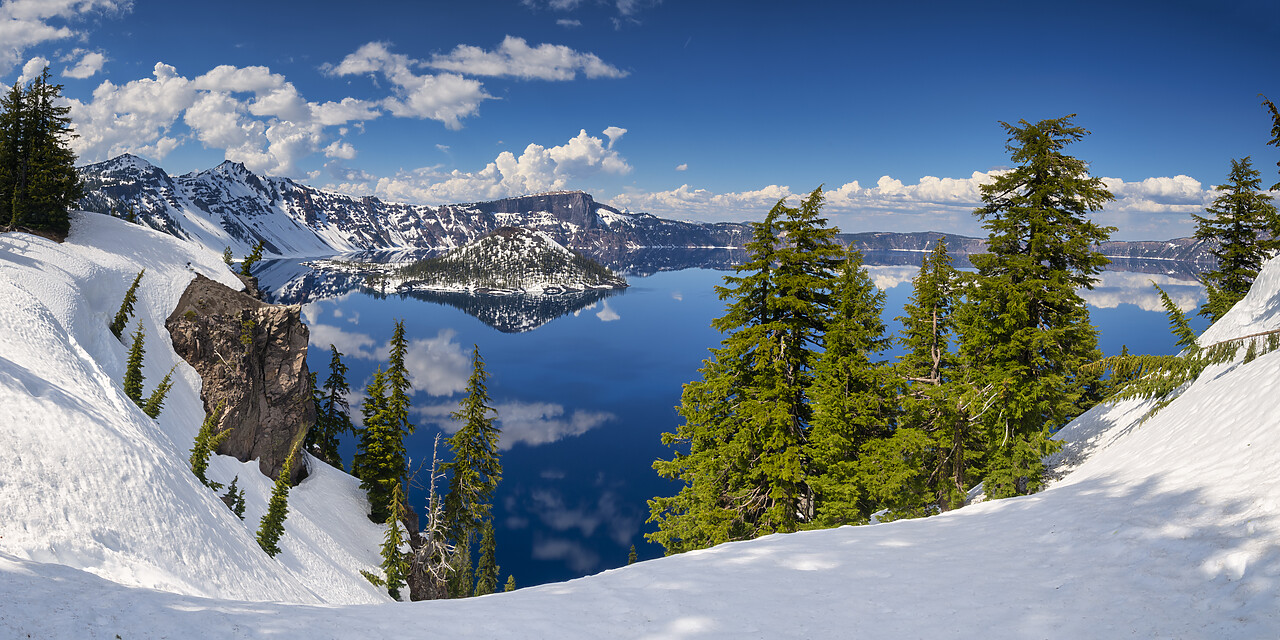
[0,213,388,605]
[4,215,1280,637]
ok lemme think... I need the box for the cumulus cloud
[397,329,471,397]
[0,0,127,76]
[305,322,378,360]
[61,50,105,79]
[607,171,1220,239]
[326,41,491,130]
[67,61,380,175]
[675,163,687,171]
[359,128,631,204]
[602,125,626,148]
[427,36,627,80]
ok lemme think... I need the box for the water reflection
[414,400,616,450]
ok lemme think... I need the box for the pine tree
[627,544,637,565]
[381,481,410,601]
[142,366,174,419]
[895,240,973,512]
[240,240,264,277]
[109,270,144,340]
[0,81,22,227]
[353,367,404,523]
[959,115,1115,500]
[447,536,474,598]
[504,574,516,592]
[313,345,355,469]
[223,246,234,266]
[190,402,231,489]
[649,187,844,553]
[19,68,81,236]
[123,322,146,406]
[385,321,415,439]
[257,446,297,558]
[1263,95,1280,191]
[1191,156,1279,322]
[443,346,501,545]
[222,475,246,519]
[802,250,895,526]
[473,519,499,597]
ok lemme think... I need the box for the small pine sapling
[222,246,233,266]
[142,366,175,419]
[123,322,146,405]
[381,482,410,600]
[109,270,144,340]
[504,574,516,592]
[257,447,297,558]
[189,402,231,489]
[628,544,637,565]
[1244,339,1259,364]
[222,475,246,520]
[473,520,498,597]
[241,240,264,277]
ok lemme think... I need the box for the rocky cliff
[166,274,313,483]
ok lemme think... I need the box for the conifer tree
[142,366,174,419]
[190,402,230,489]
[447,537,474,598]
[0,82,22,226]
[649,187,844,553]
[473,519,499,597]
[804,250,895,526]
[223,246,234,266]
[257,446,297,558]
[627,544,637,565]
[1,68,81,236]
[443,346,501,544]
[222,475,246,519]
[381,481,410,600]
[1263,95,1280,191]
[959,115,1114,500]
[353,367,404,523]
[504,574,516,592]
[240,240,264,276]
[385,321,415,440]
[109,270,144,340]
[1192,156,1279,322]
[123,322,146,406]
[312,345,355,469]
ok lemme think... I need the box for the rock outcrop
[166,274,313,483]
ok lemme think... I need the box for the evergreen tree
[504,574,516,592]
[443,346,501,544]
[142,366,174,419]
[895,240,973,511]
[649,187,844,553]
[473,519,499,597]
[223,246,234,266]
[627,544,637,565]
[0,82,22,227]
[353,367,405,523]
[447,536,474,598]
[313,345,355,469]
[381,481,410,600]
[123,322,146,406]
[959,115,1114,500]
[385,321,415,439]
[240,240,264,277]
[19,68,81,236]
[1191,156,1279,322]
[222,475,246,520]
[109,270,145,340]
[804,250,896,526]
[1263,95,1280,191]
[190,402,231,489]
[257,446,297,557]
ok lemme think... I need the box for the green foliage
[109,270,145,340]
[804,250,895,527]
[381,481,410,601]
[648,187,845,553]
[447,536,474,599]
[240,241,264,277]
[361,569,386,587]
[504,574,516,592]
[473,519,499,597]
[0,68,82,236]
[222,246,233,266]
[307,345,353,469]
[222,475,246,520]
[123,322,146,406]
[257,447,296,558]
[354,322,416,523]
[142,366,174,419]
[239,314,256,350]
[1192,156,1279,322]
[627,544,637,565]
[1263,95,1280,191]
[443,345,502,546]
[959,114,1113,499]
[189,402,231,490]
[1154,284,1197,351]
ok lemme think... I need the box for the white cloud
[327,41,491,130]
[362,128,631,204]
[1078,272,1204,313]
[323,140,357,160]
[602,125,626,149]
[306,322,377,360]
[595,300,620,322]
[427,36,627,80]
[0,0,128,76]
[17,56,49,84]
[67,62,197,162]
[556,18,581,27]
[413,400,613,450]
[399,329,471,397]
[675,163,687,172]
[61,50,105,79]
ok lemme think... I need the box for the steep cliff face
[165,274,313,483]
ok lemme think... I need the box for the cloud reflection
[1079,272,1203,313]
[595,300,620,322]
[413,400,615,450]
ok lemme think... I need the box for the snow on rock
[4,218,1280,636]
[0,213,386,604]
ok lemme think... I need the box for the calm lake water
[261,256,1209,588]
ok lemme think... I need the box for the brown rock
[166,273,313,483]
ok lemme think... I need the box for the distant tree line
[0,66,82,238]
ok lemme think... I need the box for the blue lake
[268,258,1209,588]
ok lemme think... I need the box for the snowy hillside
[3,214,1280,637]
[0,213,389,605]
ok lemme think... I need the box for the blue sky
[4,0,1278,238]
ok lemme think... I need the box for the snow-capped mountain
[77,155,751,259]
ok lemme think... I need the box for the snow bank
[0,213,387,604]
[3,216,1280,637]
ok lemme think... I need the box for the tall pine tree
[257,446,297,558]
[381,481,410,600]
[0,68,81,236]
[443,345,501,546]
[306,345,353,469]
[1192,156,1279,322]
[353,367,404,522]
[109,270,144,340]
[959,115,1114,499]
[473,519,499,597]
